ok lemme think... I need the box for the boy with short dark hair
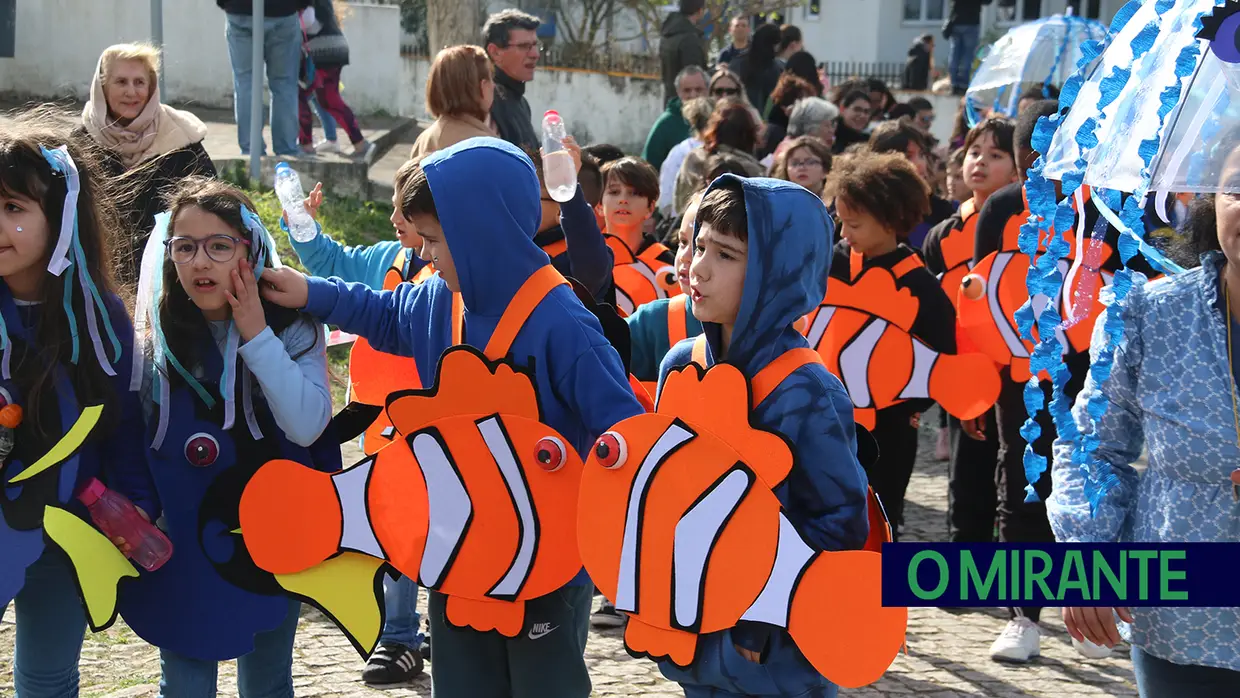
[656,175,870,697]
[261,137,646,698]
[821,152,956,540]
[601,156,680,314]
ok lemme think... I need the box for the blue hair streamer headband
[133,203,279,449]
[0,146,125,381]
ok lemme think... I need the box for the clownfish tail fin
[42,505,138,632]
[926,351,1002,424]
[786,550,907,689]
[275,552,387,658]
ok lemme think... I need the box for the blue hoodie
[301,137,645,579]
[289,232,423,291]
[656,176,870,697]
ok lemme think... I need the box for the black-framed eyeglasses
[712,87,740,97]
[165,235,250,265]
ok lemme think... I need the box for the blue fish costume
[117,208,341,661]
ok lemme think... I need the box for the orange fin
[445,594,526,637]
[658,364,794,485]
[788,551,907,688]
[929,352,1001,421]
[386,346,540,436]
[623,615,699,667]
[823,269,919,332]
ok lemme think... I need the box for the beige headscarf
[81,54,208,168]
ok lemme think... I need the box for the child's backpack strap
[690,334,708,367]
[891,255,924,280]
[481,265,570,359]
[667,295,689,346]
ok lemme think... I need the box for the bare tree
[425,0,484,53]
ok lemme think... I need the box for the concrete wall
[401,57,665,155]
[0,0,401,113]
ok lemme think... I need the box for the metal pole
[150,0,164,87]
[250,0,265,181]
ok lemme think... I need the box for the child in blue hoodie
[259,136,646,698]
[657,175,871,698]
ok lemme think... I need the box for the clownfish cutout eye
[960,273,986,302]
[534,436,567,472]
[655,265,679,294]
[185,432,220,468]
[1199,2,1240,64]
[594,432,628,469]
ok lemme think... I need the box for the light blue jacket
[1048,252,1240,671]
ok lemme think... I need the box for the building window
[903,0,946,23]
[996,0,1043,24]
[1067,0,1102,18]
[806,0,821,21]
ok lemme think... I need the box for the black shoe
[591,600,626,628]
[362,642,424,685]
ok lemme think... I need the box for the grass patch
[227,175,399,406]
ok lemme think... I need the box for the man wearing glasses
[484,9,543,152]
[907,96,936,136]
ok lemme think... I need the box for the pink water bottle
[77,478,173,572]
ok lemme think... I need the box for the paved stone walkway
[0,423,1139,697]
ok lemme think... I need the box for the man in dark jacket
[659,0,708,105]
[217,0,309,155]
[642,65,707,171]
[904,33,935,90]
[483,9,542,152]
[945,0,993,95]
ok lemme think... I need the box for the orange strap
[667,295,689,346]
[957,197,976,221]
[849,250,865,281]
[891,255,924,279]
[472,265,569,359]
[541,238,568,259]
[451,293,463,345]
[750,348,822,407]
[691,335,708,367]
[689,337,822,408]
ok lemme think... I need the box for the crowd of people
[0,1,1237,698]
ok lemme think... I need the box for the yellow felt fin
[275,552,387,657]
[8,405,104,484]
[42,505,138,631]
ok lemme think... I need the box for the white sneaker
[1072,636,1113,659]
[989,617,1041,662]
[315,139,341,153]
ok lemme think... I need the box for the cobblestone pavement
[0,422,1139,697]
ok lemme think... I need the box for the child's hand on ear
[259,266,311,310]
[227,258,269,342]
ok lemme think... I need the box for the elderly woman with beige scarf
[81,42,217,286]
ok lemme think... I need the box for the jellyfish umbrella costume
[0,145,141,631]
[1015,0,1240,506]
[965,12,1110,125]
[117,206,342,661]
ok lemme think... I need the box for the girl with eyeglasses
[117,176,339,696]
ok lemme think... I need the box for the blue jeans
[1132,646,1240,698]
[310,96,338,142]
[4,552,88,697]
[224,12,302,155]
[158,599,301,698]
[949,23,981,92]
[380,572,423,649]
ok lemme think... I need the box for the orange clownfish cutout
[957,242,1113,384]
[578,359,907,689]
[802,260,1001,431]
[607,236,681,316]
[241,346,584,641]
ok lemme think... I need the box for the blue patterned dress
[1048,251,1240,670]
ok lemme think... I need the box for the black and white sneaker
[362,642,424,685]
[591,600,626,628]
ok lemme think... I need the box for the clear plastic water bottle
[274,163,318,243]
[541,111,577,203]
[77,478,173,572]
